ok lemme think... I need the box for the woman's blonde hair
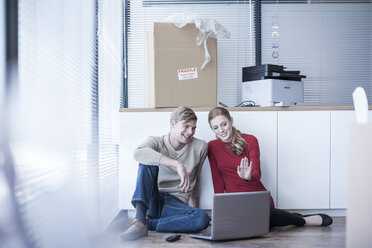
[208,107,247,156]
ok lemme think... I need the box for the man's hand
[237,157,252,181]
[159,155,190,192]
[176,162,190,192]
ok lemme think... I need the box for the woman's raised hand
[237,157,252,181]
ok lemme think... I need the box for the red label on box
[177,67,198,80]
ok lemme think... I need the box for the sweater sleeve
[247,135,261,182]
[208,144,225,193]
[191,141,208,198]
[133,136,163,166]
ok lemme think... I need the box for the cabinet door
[330,110,372,209]
[232,111,278,206]
[330,111,354,209]
[278,111,330,209]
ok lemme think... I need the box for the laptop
[189,191,270,241]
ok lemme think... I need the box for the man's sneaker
[120,219,148,241]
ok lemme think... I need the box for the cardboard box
[148,23,217,108]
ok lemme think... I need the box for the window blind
[125,0,256,108]
[17,1,99,246]
[0,0,3,108]
[125,0,372,107]
[0,1,28,248]
[97,0,122,228]
[15,0,122,246]
[261,1,372,106]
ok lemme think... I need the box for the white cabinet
[120,109,369,211]
[330,111,372,209]
[278,111,330,209]
[330,111,355,209]
[232,111,278,206]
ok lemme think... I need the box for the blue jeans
[131,164,209,233]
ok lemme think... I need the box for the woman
[207,107,333,228]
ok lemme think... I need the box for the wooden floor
[101,217,346,248]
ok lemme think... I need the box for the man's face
[171,119,197,145]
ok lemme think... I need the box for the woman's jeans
[131,163,209,233]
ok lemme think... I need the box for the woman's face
[210,115,233,143]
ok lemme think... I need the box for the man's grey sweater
[133,134,208,204]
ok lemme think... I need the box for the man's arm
[188,197,200,208]
[133,136,163,165]
[159,155,190,193]
[208,146,225,193]
[133,136,191,193]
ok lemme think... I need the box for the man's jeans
[131,164,209,233]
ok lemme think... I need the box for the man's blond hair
[170,107,197,124]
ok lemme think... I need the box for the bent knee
[192,209,210,231]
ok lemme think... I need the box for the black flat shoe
[301,213,333,226]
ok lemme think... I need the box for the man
[120,107,209,240]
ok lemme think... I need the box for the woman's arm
[208,147,225,193]
[247,136,261,181]
[191,142,208,200]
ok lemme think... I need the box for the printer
[242,79,304,107]
[241,64,305,107]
